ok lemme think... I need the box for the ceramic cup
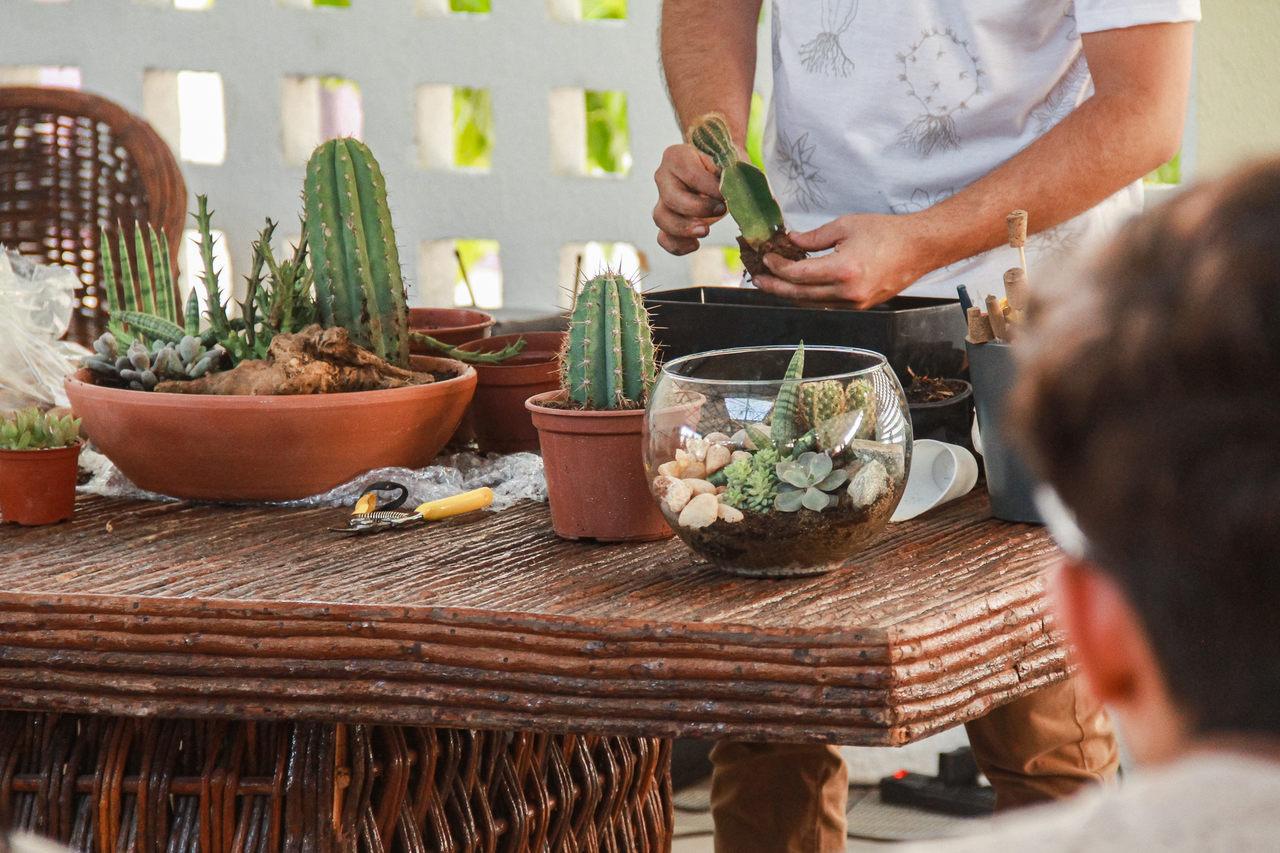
[890,439,979,522]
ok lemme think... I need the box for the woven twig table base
[0,712,673,853]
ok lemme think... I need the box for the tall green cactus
[563,271,657,409]
[304,138,410,368]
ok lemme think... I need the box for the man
[923,156,1280,852]
[654,2,1198,850]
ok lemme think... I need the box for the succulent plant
[722,445,780,513]
[0,407,80,451]
[562,271,657,409]
[771,343,805,446]
[687,113,806,276]
[774,451,849,512]
[304,138,410,368]
[99,222,180,347]
[409,333,529,365]
[83,332,226,391]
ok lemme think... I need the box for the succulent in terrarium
[774,451,849,512]
[722,445,781,513]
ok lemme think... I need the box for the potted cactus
[65,138,479,502]
[525,271,671,541]
[0,408,82,525]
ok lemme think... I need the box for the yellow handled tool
[330,486,494,534]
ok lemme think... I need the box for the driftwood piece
[158,326,433,395]
[0,491,1069,746]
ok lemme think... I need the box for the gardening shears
[328,480,494,534]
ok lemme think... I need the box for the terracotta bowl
[409,308,495,351]
[65,356,476,502]
[457,331,566,454]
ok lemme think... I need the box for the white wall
[4,0,769,310]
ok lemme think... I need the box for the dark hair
[1011,159,1280,736]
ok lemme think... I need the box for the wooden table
[0,492,1066,852]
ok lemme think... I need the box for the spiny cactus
[798,380,846,432]
[0,408,81,451]
[771,343,805,446]
[722,446,780,513]
[304,138,410,368]
[83,332,225,391]
[409,332,529,365]
[774,451,848,512]
[562,271,657,409]
[687,113,806,276]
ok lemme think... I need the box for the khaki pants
[709,676,1119,853]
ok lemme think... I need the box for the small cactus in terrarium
[0,408,81,451]
[562,271,657,409]
[83,332,226,391]
[774,451,849,512]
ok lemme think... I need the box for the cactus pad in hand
[687,113,807,279]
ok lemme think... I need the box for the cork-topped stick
[986,294,1009,342]
[1006,209,1028,274]
[1004,267,1030,312]
[966,306,995,344]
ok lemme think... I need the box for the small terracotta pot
[458,332,566,454]
[66,356,476,502]
[409,308,495,352]
[526,390,672,542]
[0,442,81,525]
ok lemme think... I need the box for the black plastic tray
[645,287,967,382]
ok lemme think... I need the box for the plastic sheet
[0,248,87,411]
[78,447,547,512]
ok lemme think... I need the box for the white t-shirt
[906,753,1280,852]
[765,0,1201,300]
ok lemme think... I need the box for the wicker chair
[0,87,187,346]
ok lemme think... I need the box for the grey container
[966,341,1043,524]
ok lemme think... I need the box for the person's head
[1012,159,1280,763]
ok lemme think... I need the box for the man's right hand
[653,143,727,256]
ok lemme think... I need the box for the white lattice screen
[3,0,773,311]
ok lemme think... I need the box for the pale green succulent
[723,445,781,513]
[83,332,226,391]
[0,407,80,451]
[774,451,848,512]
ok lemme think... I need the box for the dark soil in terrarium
[668,488,901,577]
[905,371,967,405]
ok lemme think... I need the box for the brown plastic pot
[0,442,81,525]
[65,356,476,502]
[527,390,671,542]
[457,332,566,454]
[409,308,495,352]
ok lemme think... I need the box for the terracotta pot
[0,442,81,525]
[409,308,495,352]
[526,390,671,542]
[457,332,566,454]
[65,356,476,502]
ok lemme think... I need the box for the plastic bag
[0,248,87,411]
[78,448,547,512]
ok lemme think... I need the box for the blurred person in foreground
[918,158,1280,850]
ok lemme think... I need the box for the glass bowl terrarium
[644,344,911,577]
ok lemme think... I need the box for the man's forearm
[660,0,762,143]
[911,24,1194,274]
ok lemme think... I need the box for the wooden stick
[985,295,1008,342]
[965,307,994,344]
[454,248,478,308]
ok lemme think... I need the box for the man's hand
[653,144,727,256]
[752,214,935,309]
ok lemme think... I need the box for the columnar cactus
[563,271,657,409]
[304,138,410,368]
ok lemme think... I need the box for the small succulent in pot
[774,451,849,512]
[0,407,83,525]
[0,408,80,451]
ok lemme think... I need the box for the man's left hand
[752,214,933,309]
